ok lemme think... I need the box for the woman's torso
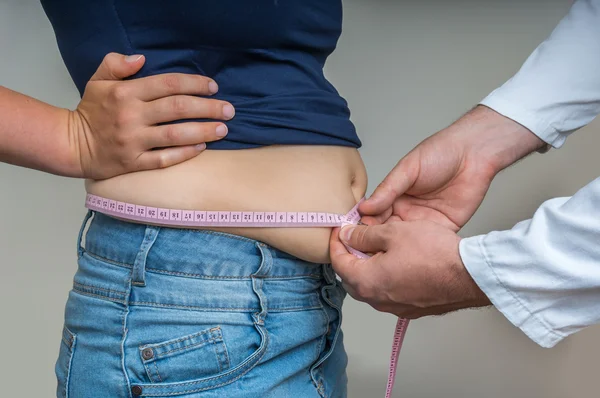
[41,0,366,263]
[86,146,367,263]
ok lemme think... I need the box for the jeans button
[131,386,143,396]
[142,347,154,360]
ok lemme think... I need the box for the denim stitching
[260,274,322,280]
[64,332,77,397]
[61,336,71,347]
[129,301,321,312]
[186,228,262,244]
[145,329,268,389]
[139,326,270,396]
[136,245,273,394]
[213,340,223,373]
[153,361,163,383]
[71,289,127,305]
[129,301,259,311]
[119,260,134,398]
[207,328,228,373]
[145,269,252,280]
[143,359,162,383]
[212,339,223,373]
[157,337,219,357]
[315,293,329,365]
[221,340,231,370]
[62,326,75,348]
[141,349,267,396]
[83,251,133,269]
[141,328,218,352]
[145,267,322,280]
[266,305,322,312]
[81,253,322,281]
[73,282,127,297]
[310,289,329,395]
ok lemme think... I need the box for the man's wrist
[453,105,547,176]
[451,238,492,309]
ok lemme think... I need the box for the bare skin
[87,145,368,264]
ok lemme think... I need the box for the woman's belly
[85,145,368,263]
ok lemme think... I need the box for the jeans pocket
[139,327,230,384]
[127,312,269,397]
[55,326,77,398]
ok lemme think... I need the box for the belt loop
[77,210,94,258]
[252,242,273,324]
[131,226,160,287]
[322,264,336,285]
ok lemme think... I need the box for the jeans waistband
[81,211,329,280]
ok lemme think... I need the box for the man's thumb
[90,53,145,81]
[340,224,389,253]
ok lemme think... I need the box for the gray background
[1,1,598,397]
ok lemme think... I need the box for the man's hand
[70,52,235,179]
[359,106,546,231]
[330,222,491,318]
[329,106,546,318]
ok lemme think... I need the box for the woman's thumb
[89,53,145,81]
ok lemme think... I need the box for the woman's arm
[0,53,234,179]
[0,86,78,176]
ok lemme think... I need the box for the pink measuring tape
[85,193,409,397]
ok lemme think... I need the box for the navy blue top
[40,0,361,149]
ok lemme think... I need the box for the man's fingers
[329,228,369,284]
[339,224,390,253]
[360,157,418,216]
[394,197,461,231]
[359,206,393,226]
[131,73,220,102]
[90,53,145,81]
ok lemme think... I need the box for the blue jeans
[55,212,348,397]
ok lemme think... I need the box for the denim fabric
[55,211,347,397]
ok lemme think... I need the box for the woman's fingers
[89,52,145,82]
[130,73,220,102]
[144,122,228,149]
[145,95,235,125]
[135,145,208,171]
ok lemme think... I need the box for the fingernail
[216,124,228,137]
[125,54,143,63]
[340,226,355,243]
[223,104,235,119]
[208,81,219,94]
[195,143,206,151]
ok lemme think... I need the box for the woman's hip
[56,213,347,397]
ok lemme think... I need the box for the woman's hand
[72,53,234,179]
[0,52,233,179]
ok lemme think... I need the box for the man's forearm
[0,86,78,176]
[447,105,546,175]
[481,0,600,147]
